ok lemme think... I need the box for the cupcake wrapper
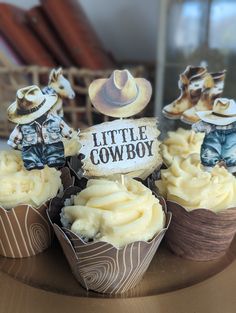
[66,155,88,189]
[60,167,75,190]
[166,200,236,261]
[0,202,52,258]
[0,167,74,259]
[48,188,171,294]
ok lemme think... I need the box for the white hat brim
[8,94,58,124]
[88,78,152,118]
[197,110,236,126]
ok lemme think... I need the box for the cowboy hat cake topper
[88,69,152,118]
[7,85,74,171]
[80,69,162,177]
[192,98,236,173]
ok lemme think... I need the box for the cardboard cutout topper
[181,70,226,124]
[80,118,160,177]
[162,65,226,124]
[192,98,236,173]
[81,69,162,177]
[42,67,75,117]
[88,69,152,118]
[7,85,74,171]
[162,66,207,120]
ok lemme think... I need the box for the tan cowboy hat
[197,98,236,126]
[8,85,58,124]
[88,69,152,118]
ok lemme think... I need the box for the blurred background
[0,0,236,137]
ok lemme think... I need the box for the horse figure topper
[42,68,75,117]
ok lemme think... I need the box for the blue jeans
[201,130,236,167]
[22,142,65,170]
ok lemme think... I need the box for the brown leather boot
[181,70,226,124]
[209,70,226,101]
[162,66,207,119]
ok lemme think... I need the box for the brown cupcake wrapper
[60,166,75,190]
[66,156,88,189]
[165,200,236,261]
[48,187,171,294]
[0,202,52,258]
[0,167,74,259]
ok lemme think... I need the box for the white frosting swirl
[156,154,236,212]
[161,128,204,166]
[0,150,61,209]
[61,177,165,248]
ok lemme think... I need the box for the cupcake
[48,177,171,294]
[0,150,62,258]
[156,154,236,261]
[161,128,204,166]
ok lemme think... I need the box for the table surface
[1,238,236,313]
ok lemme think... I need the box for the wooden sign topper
[80,117,161,177]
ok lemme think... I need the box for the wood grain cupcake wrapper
[0,202,52,258]
[0,167,74,259]
[165,200,236,261]
[48,187,171,294]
